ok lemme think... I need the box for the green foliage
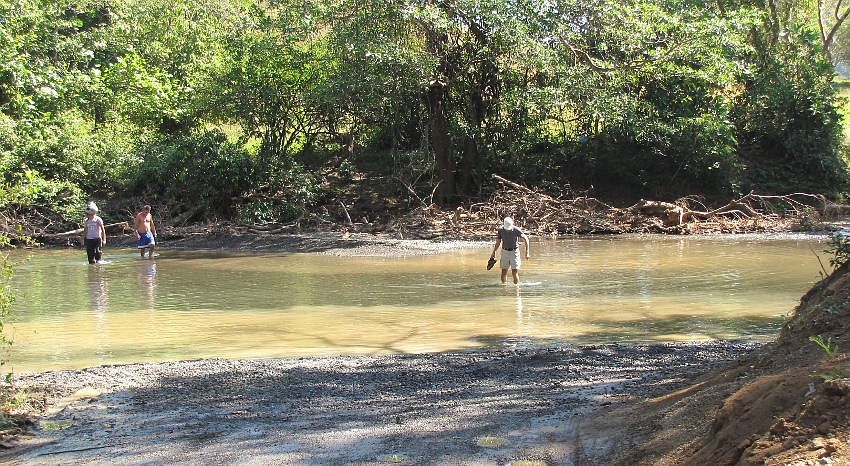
[509,3,722,192]
[0,234,25,425]
[809,335,838,357]
[0,168,85,223]
[0,235,14,368]
[0,111,125,233]
[825,231,850,269]
[797,207,819,231]
[239,198,300,225]
[130,130,255,216]
[1,0,849,225]
[237,163,322,224]
[733,24,850,196]
[337,160,355,181]
[10,113,137,194]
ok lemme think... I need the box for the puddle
[46,387,101,415]
[40,419,74,431]
[477,436,508,447]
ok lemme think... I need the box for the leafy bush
[733,26,850,196]
[0,169,86,224]
[0,112,135,225]
[825,231,850,269]
[0,235,27,430]
[130,130,256,217]
[0,239,12,355]
[238,164,323,225]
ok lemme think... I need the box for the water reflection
[512,287,532,349]
[86,265,109,359]
[87,265,108,315]
[6,235,829,371]
[137,261,157,309]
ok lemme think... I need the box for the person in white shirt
[80,202,106,264]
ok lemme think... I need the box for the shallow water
[5,234,829,371]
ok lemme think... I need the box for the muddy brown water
[5,234,828,372]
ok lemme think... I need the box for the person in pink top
[80,202,106,264]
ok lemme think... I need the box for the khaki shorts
[500,248,521,270]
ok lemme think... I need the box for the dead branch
[171,206,203,227]
[56,222,129,237]
[388,176,845,239]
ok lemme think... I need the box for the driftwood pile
[6,175,850,246]
[390,175,847,239]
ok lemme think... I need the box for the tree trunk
[426,13,455,205]
[456,19,498,199]
[428,81,454,204]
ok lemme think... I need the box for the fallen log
[171,206,203,227]
[627,200,684,226]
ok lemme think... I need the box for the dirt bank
[595,261,850,466]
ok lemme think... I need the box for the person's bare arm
[134,214,142,237]
[522,235,530,259]
[491,237,502,258]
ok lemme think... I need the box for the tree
[816,0,850,62]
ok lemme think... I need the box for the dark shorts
[85,238,102,264]
[137,231,155,248]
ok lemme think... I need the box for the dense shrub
[0,115,88,231]
[129,130,257,217]
[732,27,850,196]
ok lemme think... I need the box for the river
[4,234,830,372]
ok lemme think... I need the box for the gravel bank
[3,341,756,465]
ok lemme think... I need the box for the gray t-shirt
[84,216,104,240]
[498,226,524,250]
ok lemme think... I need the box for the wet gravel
[3,341,757,465]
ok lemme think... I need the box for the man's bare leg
[500,268,508,283]
[511,269,520,284]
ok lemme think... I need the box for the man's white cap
[85,202,98,213]
[503,217,514,230]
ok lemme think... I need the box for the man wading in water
[490,217,530,284]
[134,205,158,259]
